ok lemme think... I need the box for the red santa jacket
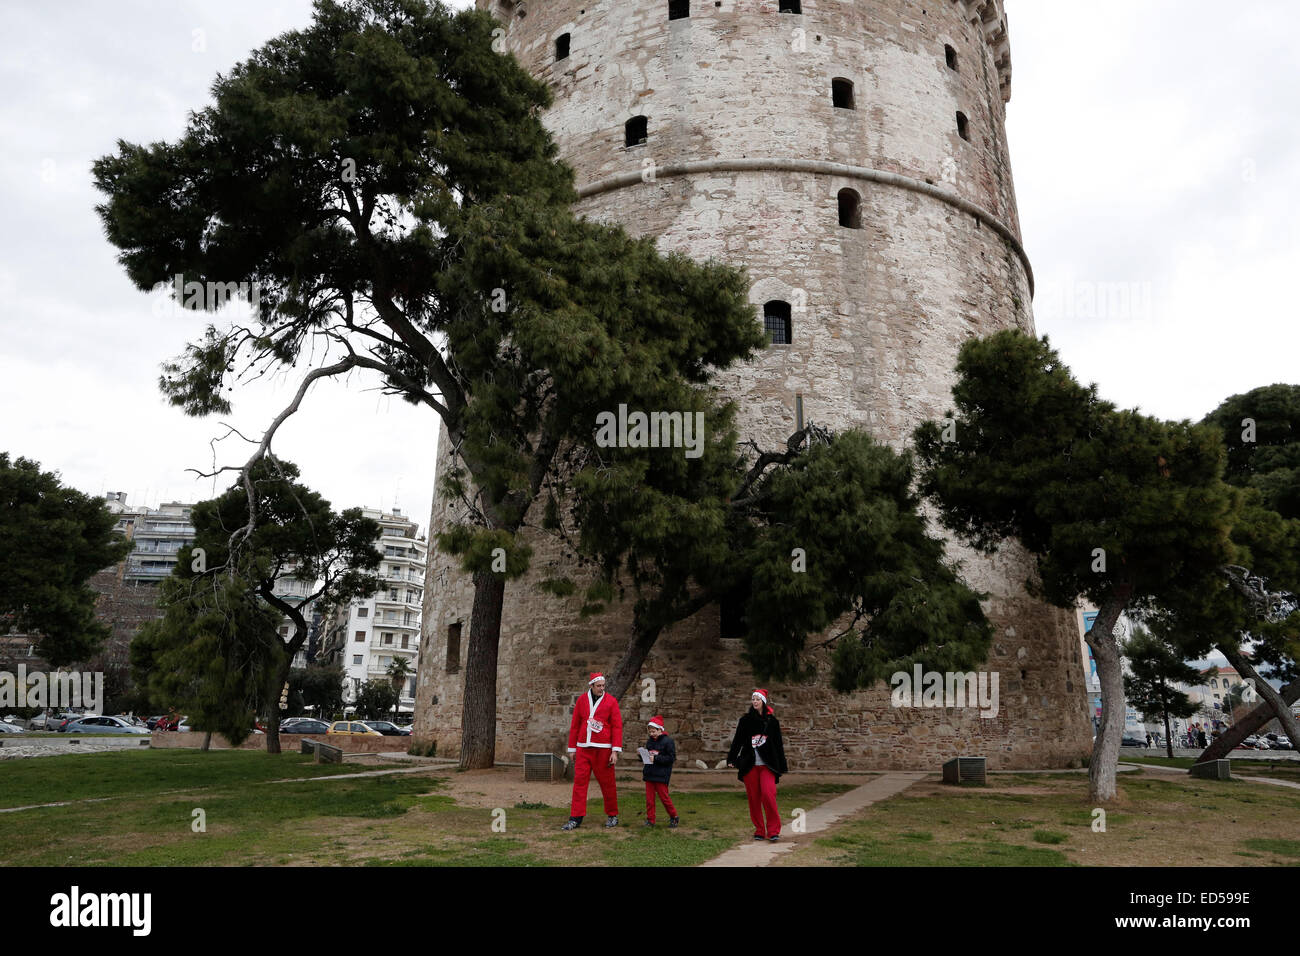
[567,690,623,752]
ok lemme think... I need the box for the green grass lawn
[0,749,372,809]
[772,769,1300,867]
[0,751,856,867]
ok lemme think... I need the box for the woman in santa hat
[726,689,788,842]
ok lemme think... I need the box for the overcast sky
[2,0,1297,539]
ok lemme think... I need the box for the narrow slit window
[832,78,855,110]
[764,300,792,345]
[669,0,689,20]
[945,44,958,71]
[956,110,970,141]
[446,622,461,674]
[779,0,802,12]
[625,115,648,147]
[838,188,862,229]
[555,33,570,61]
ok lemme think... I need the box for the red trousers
[644,782,677,823]
[743,765,780,838]
[570,747,618,818]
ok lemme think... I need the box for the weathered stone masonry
[413,0,1094,770]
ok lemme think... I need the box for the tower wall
[414,0,1094,769]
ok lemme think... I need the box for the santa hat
[588,672,605,685]
[648,716,665,731]
[751,689,768,704]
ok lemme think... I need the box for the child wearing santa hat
[642,716,679,828]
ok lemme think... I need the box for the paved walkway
[1122,760,1300,792]
[700,772,925,867]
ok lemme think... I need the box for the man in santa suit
[561,672,623,830]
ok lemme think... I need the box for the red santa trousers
[570,746,619,818]
[743,765,780,838]
[644,782,677,823]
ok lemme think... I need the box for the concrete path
[1123,760,1300,792]
[700,772,925,867]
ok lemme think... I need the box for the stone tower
[414,0,1095,769]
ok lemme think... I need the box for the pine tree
[914,330,1240,801]
[0,453,132,666]
[92,0,762,768]
[1122,626,1210,759]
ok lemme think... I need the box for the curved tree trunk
[1212,648,1300,757]
[265,656,292,755]
[201,731,213,753]
[459,570,507,769]
[1085,585,1132,803]
[1197,677,1300,761]
[1160,684,1174,760]
[607,624,663,703]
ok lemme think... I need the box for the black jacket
[727,708,788,782]
[641,734,676,784]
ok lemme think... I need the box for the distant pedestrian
[1145,732,1152,748]
[726,689,788,842]
[641,716,678,828]
[1197,729,1208,748]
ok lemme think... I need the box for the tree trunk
[201,731,212,753]
[1085,584,1132,803]
[1197,678,1300,761]
[1215,646,1300,755]
[1160,683,1174,760]
[459,570,507,769]
[265,657,291,755]
[607,623,664,703]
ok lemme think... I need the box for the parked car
[1265,734,1293,750]
[145,715,167,730]
[327,721,382,736]
[62,716,150,736]
[53,713,85,732]
[156,714,186,732]
[0,721,25,734]
[360,720,411,736]
[1243,735,1267,749]
[281,718,330,735]
[1120,736,1145,747]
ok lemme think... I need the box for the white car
[62,715,150,735]
[0,721,25,734]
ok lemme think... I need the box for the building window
[357,607,368,618]
[625,115,648,147]
[779,0,801,11]
[555,32,570,60]
[354,630,365,642]
[956,111,970,141]
[383,633,393,645]
[1210,678,1218,688]
[945,44,958,71]
[401,635,409,649]
[352,655,363,666]
[668,0,689,20]
[838,188,862,229]
[763,300,792,345]
[447,622,462,674]
[389,590,399,601]
[832,78,855,110]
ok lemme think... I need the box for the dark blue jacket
[642,734,676,784]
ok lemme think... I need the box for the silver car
[0,721,25,734]
[62,715,150,735]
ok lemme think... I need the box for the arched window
[1210,678,1218,688]
[669,0,689,20]
[764,300,792,345]
[832,78,855,110]
[779,0,802,12]
[945,44,958,71]
[838,188,862,229]
[956,110,970,141]
[555,33,570,61]
[625,115,648,147]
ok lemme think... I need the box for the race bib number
[588,718,604,733]
[751,734,767,749]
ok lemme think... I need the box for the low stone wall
[149,732,412,753]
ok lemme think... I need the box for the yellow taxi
[327,720,382,736]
